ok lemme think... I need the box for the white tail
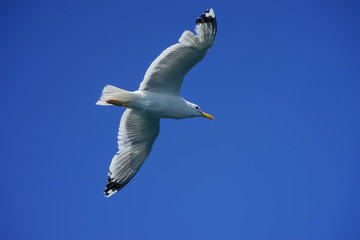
[96,85,133,107]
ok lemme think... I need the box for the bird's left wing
[104,109,160,197]
[139,9,217,96]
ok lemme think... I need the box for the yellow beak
[201,112,214,120]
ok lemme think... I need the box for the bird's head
[188,102,214,120]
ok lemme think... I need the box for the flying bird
[97,9,217,197]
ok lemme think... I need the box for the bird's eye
[195,106,200,110]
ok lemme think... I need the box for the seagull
[97,9,217,197]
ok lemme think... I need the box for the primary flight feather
[97,9,217,197]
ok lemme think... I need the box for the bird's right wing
[104,109,160,197]
[139,9,217,96]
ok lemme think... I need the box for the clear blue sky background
[1,1,359,239]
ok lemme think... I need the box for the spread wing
[104,109,160,197]
[139,9,217,96]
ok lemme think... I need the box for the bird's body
[97,9,217,197]
[127,91,198,119]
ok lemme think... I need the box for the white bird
[97,9,217,197]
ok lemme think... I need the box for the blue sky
[1,0,360,239]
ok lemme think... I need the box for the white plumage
[97,9,217,197]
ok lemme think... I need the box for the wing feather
[104,109,160,197]
[139,9,217,95]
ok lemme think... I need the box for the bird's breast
[130,92,187,119]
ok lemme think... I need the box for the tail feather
[96,85,133,106]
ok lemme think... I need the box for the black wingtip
[195,9,216,24]
[104,177,125,197]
